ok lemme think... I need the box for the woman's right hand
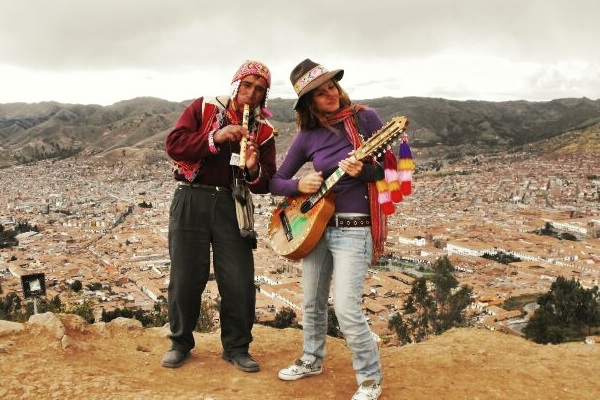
[297,172,324,194]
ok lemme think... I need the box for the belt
[178,182,231,192]
[328,215,371,228]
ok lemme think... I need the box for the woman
[270,59,385,400]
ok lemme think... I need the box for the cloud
[0,0,599,104]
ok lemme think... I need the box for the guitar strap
[228,101,258,249]
[352,107,387,265]
[352,108,366,144]
[233,181,257,249]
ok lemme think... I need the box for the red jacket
[166,96,276,194]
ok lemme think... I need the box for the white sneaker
[351,379,382,400]
[278,359,322,381]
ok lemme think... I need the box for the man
[162,60,276,372]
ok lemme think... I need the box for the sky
[1,0,599,106]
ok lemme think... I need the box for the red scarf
[325,105,387,265]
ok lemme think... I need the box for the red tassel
[400,180,412,195]
[381,201,395,215]
[397,133,415,197]
[389,180,403,202]
[384,148,402,203]
[376,180,394,215]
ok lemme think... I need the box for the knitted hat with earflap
[230,60,272,118]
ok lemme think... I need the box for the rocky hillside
[1,313,599,399]
[1,96,600,168]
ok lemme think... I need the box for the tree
[524,277,599,344]
[388,312,411,344]
[522,305,569,344]
[272,307,297,329]
[388,256,473,345]
[436,285,473,333]
[70,280,83,292]
[195,300,217,333]
[0,292,22,321]
[151,299,169,327]
[395,277,435,343]
[327,305,343,338]
[431,256,458,313]
[66,299,95,323]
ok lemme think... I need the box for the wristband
[208,130,219,154]
[245,165,261,185]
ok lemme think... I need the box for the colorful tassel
[397,133,415,196]
[384,147,403,203]
[376,179,395,215]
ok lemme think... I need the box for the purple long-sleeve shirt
[270,108,384,214]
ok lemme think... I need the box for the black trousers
[167,184,256,356]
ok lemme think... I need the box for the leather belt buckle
[329,215,371,227]
[178,182,231,192]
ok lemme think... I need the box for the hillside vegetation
[1,96,599,167]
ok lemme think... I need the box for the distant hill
[1,96,599,168]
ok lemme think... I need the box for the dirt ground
[1,314,599,400]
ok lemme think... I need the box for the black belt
[328,215,371,228]
[178,182,231,192]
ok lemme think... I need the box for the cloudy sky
[1,0,599,105]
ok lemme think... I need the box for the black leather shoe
[222,352,260,372]
[161,349,189,368]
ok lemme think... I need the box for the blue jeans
[299,226,382,385]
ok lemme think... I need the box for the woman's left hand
[339,157,363,177]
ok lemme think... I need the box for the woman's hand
[297,171,324,194]
[338,156,363,177]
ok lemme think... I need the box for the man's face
[235,75,268,110]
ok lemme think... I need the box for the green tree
[272,307,297,329]
[66,299,95,323]
[431,256,458,313]
[70,280,83,292]
[523,307,561,344]
[195,300,217,333]
[49,295,62,312]
[436,285,473,333]
[388,257,473,345]
[0,292,23,321]
[524,277,599,344]
[388,312,411,344]
[151,298,169,327]
[327,305,343,338]
[397,277,436,343]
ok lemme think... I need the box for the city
[1,148,599,338]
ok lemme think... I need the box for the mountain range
[1,96,600,168]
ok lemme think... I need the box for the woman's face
[311,79,340,114]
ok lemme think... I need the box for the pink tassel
[384,148,402,203]
[261,107,273,118]
[376,180,395,215]
[397,133,415,197]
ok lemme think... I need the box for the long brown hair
[295,80,351,130]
